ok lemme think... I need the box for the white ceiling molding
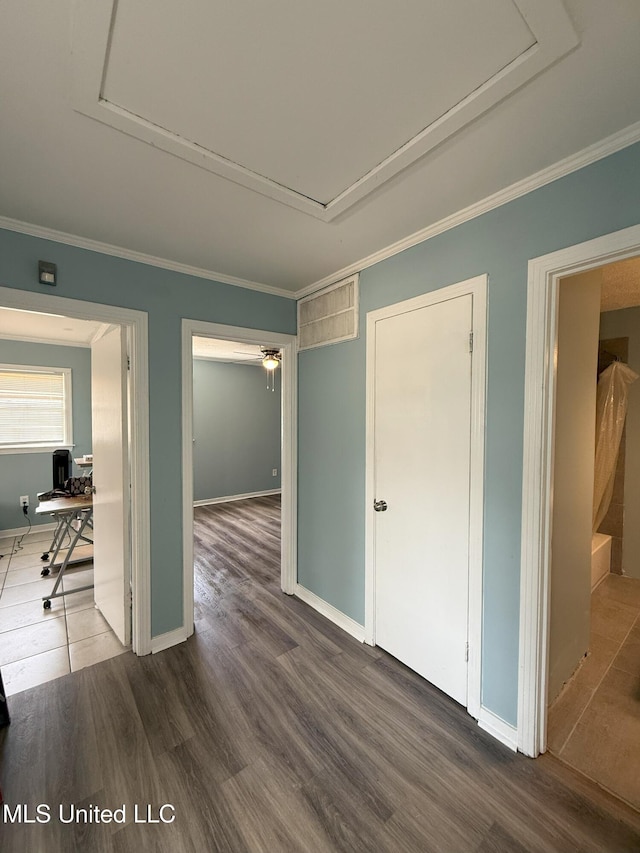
[72,0,578,223]
[0,215,294,299]
[297,119,640,299]
[3,119,640,304]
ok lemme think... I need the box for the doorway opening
[543,256,640,809]
[181,320,297,641]
[0,285,150,699]
[519,223,640,777]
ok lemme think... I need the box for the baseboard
[194,488,281,507]
[0,521,57,539]
[478,706,518,752]
[150,626,189,654]
[294,583,366,643]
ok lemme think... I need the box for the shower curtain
[593,360,639,533]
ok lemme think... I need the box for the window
[0,365,72,453]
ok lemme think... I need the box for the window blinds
[0,367,68,448]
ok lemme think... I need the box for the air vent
[297,275,359,351]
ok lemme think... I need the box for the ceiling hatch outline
[72,0,578,223]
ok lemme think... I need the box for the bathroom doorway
[545,255,640,810]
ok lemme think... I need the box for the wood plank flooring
[1,494,640,852]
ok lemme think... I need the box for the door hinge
[127,356,131,370]
[465,641,469,662]
[469,331,474,353]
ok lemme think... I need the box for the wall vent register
[297,275,359,351]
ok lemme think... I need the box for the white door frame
[181,319,297,637]
[518,223,640,757]
[0,285,151,655]
[364,274,487,722]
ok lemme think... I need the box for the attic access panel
[73,0,577,221]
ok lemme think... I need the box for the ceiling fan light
[262,351,280,370]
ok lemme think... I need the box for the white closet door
[373,293,473,705]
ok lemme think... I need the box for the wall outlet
[272,468,278,477]
[20,495,29,507]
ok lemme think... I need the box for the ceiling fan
[233,347,282,390]
[233,346,282,367]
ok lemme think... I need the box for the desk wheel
[41,567,50,577]
[43,600,52,610]
[41,553,49,561]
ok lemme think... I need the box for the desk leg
[41,516,67,569]
[43,509,94,609]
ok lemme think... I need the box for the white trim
[297,119,640,298]
[194,488,281,507]
[0,285,152,657]
[73,0,576,222]
[478,707,518,752]
[182,320,297,639]
[0,215,293,300]
[294,584,366,643]
[0,445,74,456]
[364,275,487,720]
[518,223,640,757]
[151,626,189,654]
[0,521,57,539]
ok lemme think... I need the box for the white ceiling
[601,257,640,312]
[192,337,278,364]
[0,307,102,347]
[0,1,639,293]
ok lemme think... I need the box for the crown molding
[0,215,295,300]
[296,119,640,299]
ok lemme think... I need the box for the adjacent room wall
[0,339,92,533]
[297,141,640,725]
[547,270,601,702]
[193,359,281,502]
[599,306,640,579]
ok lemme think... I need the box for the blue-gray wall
[0,234,296,637]
[297,141,640,726]
[0,340,92,531]
[2,141,639,723]
[193,359,281,501]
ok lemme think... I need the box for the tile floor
[0,525,127,697]
[547,573,640,811]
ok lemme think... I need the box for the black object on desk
[53,448,72,490]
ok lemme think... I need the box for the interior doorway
[518,222,640,762]
[181,320,297,640]
[0,286,151,680]
[544,257,640,810]
[0,309,136,693]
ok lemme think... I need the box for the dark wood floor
[1,494,640,852]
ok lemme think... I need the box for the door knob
[374,499,388,512]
